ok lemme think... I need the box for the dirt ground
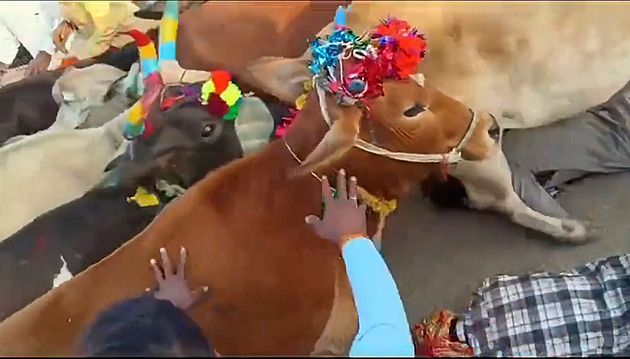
[382,172,630,325]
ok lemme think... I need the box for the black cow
[0,71,62,144]
[0,81,244,320]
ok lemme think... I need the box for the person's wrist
[338,232,366,250]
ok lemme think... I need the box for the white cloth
[0,1,60,64]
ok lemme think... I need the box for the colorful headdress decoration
[309,6,427,102]
[200,70,242,120]
[274,7,427,139]
[123,0,243,139]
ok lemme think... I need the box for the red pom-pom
[375,18,412,39]
[205,93,229,117]
[394,52,420,78]
[399,35,426,57]
[372,17,427,79]
[210,70,232,93]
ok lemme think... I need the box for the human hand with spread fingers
[150,246,209,311]
[305,169,368,249]
[82,247,216,357]
[306,169,415,357]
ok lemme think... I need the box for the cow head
[51,63,143,130]
[246,6,495,195]
[100,0,243,191]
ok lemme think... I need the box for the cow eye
[201,123,216,138]
[404,103,426,117]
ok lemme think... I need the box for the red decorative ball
[205,93,229,117]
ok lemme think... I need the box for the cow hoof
[558,219,596,244]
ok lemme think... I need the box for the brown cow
[151,0,351,90]
[0,10,495,358]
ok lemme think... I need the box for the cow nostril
[404,103,426,117]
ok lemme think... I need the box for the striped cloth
[455,254,630,357]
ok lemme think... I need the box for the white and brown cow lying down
[425,77,630,227]
[345,1,630,130]
[272,1,630,243]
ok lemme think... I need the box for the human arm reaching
[81,246,214,356]
[306,169,414,357]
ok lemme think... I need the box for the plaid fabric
[456,254,630,357]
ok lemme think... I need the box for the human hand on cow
[26,51,52,76]
[306,169,368,249]
[53,20,76,54]
[149,247,209,311]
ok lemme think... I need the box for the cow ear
[295,104,362,175]
[245,53,312,104]
[94,144,156,190]
[94,150,131,189]
[95,157,157,190]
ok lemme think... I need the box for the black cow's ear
[95,145,159,190]
[94,169,122,189]
[104,152,128,172]
[94,152,131,189]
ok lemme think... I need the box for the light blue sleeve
[341,237,415,357]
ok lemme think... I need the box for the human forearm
[342,236,414,357]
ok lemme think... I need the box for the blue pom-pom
[347,79,366,94]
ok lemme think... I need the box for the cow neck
[282,93,406,206]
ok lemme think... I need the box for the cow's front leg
[311,260,358,356]
[449,145,593,244]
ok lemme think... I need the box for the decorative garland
[309,15,427,103]
[413,310,473,357]
[273,13,427,140]
[274,80,312,139]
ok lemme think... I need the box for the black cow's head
[99,0,243,192]
[106,84,243,190]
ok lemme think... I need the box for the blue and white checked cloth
[456,254,630,357]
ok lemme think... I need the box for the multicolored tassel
[159,0,179,64]
[124,100,145,139]
[122,28,163,138]
[125,29,159,79]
